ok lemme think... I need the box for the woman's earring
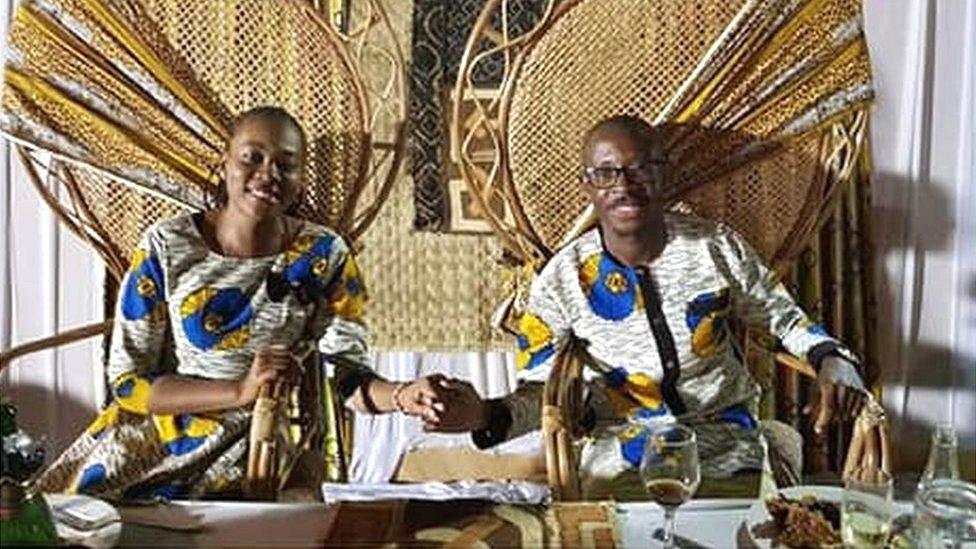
[287,191,306,215]
[203,160,226,210]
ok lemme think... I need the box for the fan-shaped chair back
[2,0,406,280]
[453,0,872,273]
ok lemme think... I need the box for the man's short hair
[581,114,660,164]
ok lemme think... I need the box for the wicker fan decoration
[1,0,406,280]
[452,0,873,274]
[0,0,407,498]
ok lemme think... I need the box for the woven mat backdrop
[353,0,512,350]
[409,0,544,232]
[324,500,619,548]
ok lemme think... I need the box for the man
[428,115,867,489]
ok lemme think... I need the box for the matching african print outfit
[38,214,372,499]
[502,214,858,484]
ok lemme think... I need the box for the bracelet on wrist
[391,382,409,414]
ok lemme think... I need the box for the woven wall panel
[352,0,512,351]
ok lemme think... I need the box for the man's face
[581,131,665,236]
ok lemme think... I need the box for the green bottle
[0,479,60,546]
[0,400,16,438]
[1,400,59,545]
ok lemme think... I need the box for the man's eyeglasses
[580,161,667,189]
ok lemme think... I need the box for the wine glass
[842,466,893,548]
[639,423,700,549]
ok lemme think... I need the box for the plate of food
[744,485,844,548]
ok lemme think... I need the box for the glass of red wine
[639,423,700,548]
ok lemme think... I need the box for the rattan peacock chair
[449,0,889,501]
[0,0,407,499]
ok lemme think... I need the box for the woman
[39,106,448,499]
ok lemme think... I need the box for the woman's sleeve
[105,227,171,413]
[314,237,374,401]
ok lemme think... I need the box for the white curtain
[0,0,106,455]
[864,0,976,471]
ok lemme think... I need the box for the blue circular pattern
[120,252,165,321]
[181,288,253,350]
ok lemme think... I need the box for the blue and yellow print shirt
[512,214,860,475]
[107,214,373,386]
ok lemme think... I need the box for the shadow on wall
[969,274,976,326]
[871,171,973,473]
[1,381,96,457]
[872,171,956,255]
[887,394,976,483]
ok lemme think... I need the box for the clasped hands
[237,345,489,430]
[392,374,488,432]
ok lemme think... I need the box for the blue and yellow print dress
[511,214,859,481]
[38,214,372,499]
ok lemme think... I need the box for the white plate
[45,493,122,549]
[743,485,844,548]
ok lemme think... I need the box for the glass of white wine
[842,466,893,548]
[639,423,700,549]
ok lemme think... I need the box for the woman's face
[222,116,305,219]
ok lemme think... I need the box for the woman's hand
[236,344,294,406]
[393,374,455,422]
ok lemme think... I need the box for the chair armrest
[773,352,817,379]
[843,399,891,477]
[0,319,111,371]
[542,337,586,501]
[774,352,891,476]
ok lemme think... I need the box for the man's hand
[803,356,869,435]
[421,378,489,433]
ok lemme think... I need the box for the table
[117,501,336,547]
[114,498,752,547]
[115,497,910,547]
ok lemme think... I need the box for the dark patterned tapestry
[410,0,544,232]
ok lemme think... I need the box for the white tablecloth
[617,499,754,548]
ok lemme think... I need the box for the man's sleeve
[710,224,861,370]
[473,270,573,448]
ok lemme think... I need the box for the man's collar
[590,215,674,269]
